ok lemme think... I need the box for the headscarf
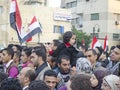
[76,58,92,74]
[103,74,119,90]
[93,70,108,90]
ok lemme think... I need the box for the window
[114,13,120,22]
[77,0,81,2]
[0,6,3,14]
[71,1,77,7]
[90,33,99,38]
[91,13,99,20]
[113,33,120,41]
[24,0,42,5]
[66,3,71,8]
[54,25,64,34]
[78,14,83,28]
[66,1,77,8]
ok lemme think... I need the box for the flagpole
[38,32,40,44]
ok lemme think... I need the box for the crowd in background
[0,31,120,90]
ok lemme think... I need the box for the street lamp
[93,24,100,38]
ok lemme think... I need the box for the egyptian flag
[103,35,108,52]
[10,0,23,43]
[92,36,101,49]
[21,16,42,43]
[26,37,32,42]
[82,39,85,46]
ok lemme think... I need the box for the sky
[48,0,61,7]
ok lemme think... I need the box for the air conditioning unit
[79,24,83,28]
[76,24,83,28]
[115,21,119,25]
[86,0,90,2]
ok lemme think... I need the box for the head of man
[21,48,32,63]
[30,48,46,67]
[110,45,120,62]
[58,55,71,74]
[17,67,35,87]
[43,70,57,90]
[28,80,50,90]
[2,48,14,64]
[85,49,98,65]
[70,74,92,90]
[0,50,3,63]
[1,78,22,90]
[51,39,61,51]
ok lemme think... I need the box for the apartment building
[61,0,120,47]
[0,0,71,48]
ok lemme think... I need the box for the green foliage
[72,26,91,48]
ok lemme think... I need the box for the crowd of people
[0,31,120,90]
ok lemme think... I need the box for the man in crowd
[1,78,22,90]
[43,70,57,90]
[30,48,50,80]
[57,55,71,84]
[85,49,102,71]
[18,67,36,90]
[28,80,50,90]
[85,49,108,73]
[2,48,18,78]
[109,45,120,76]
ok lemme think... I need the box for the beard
[59,68,70,75]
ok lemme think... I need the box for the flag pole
[38,32,40,44]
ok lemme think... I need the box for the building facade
[61,0,120,47]
[0,0,71,48]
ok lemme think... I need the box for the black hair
[22,48,32,57]
[43,70,57,79]
[1,78,22,90]
[116,45,120,50]
[102,51,109,58]
[7,44,14,49]
[2,48,14,59]
[110,46,116,51]
[0,72,8,83]
[70,74,92,90]
[33,43,46,54]
[80,45,88,51]
[28,80,50,90]
[32,49,46,62]
[87,49,98,56]
[63,31,75,43]
[58,55,70,64]
[14,51,21,58]
[95,47,104,60]
[95,47,103,55]
[53,39,61,47]
[14,45,22,52]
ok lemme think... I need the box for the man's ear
[94,55,98,60]
[24,76,29,82]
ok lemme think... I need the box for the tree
[72,26,91,48]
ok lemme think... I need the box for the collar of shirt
[23,86,28,90]
[5,60,13,68]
